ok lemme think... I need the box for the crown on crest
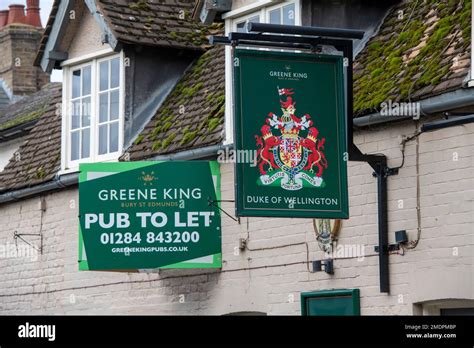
[280,127,299,138]
[262,125,273,140]
[307,128,318,142]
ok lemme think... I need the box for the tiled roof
[353,0,472,116]
[35,0,221,67]
[6,0,471,194]
[98,0,222,50]
[125,45,225,160]
[0,83,61,134]
[0,86,62,192]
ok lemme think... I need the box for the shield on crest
[279,136,302,168]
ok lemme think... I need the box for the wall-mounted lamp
[312,259,334,274]
[395,230,408,244]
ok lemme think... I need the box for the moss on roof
[0,85,62,192]
[125,45,225,160]
[0,107,45,131]
[0,83,61,133]
[97,0,223,50]
[128,0,151,11]
[147,48,224,152]
[354,0,471,116]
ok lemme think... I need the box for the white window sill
[57,167,81,176]
[59,155,122,176]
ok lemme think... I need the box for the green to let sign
[78,161,222,271]
[233,49,349,218]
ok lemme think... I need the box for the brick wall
[0,119,472,315]
[0,24,50,96]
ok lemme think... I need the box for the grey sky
[3,0,61,81]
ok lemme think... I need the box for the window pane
[109,122,119,153]
[99,92,109,123]
[269,9,280,24]
[82,128,90,158]
[249,15,260,23]
[236,21,246,32]
[82,66,91,95]
[82,97,91,127]
[72,70,81,98]
[71,100,80,129]
[110,57,120,89]
[99,125,108,155]
[236,15,259,32]
[283,4,295,25]
[71,131,80,161]
[110,90,119,120]
[100,61,109,91]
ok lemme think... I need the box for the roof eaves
[86,0,120,50]
[33,0,60,67]
[36,0,75,72]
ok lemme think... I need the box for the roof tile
[97,0,222,50]
[0,83,61,132]
[0,86,62,192]
[124,45,225,161]
[354,0,471,116]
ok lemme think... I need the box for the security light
[395,230,408,244]
[312,259,334,275]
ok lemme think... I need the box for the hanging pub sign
[78,161,222,271]
[233,49,349,218]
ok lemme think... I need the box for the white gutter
[150,144,231,161]
[0,144,231,205]
[0,172,79,205]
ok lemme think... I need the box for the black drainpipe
[376,158,389,293]
[349,144,394,293]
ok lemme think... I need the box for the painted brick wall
[0,119,472,315]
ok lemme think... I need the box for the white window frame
[60,50,125,173]
[233,11,262,33]
[224,0,301,145]
[265,1,299,26]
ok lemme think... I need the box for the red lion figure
[300,127,328,177]
[255,125,281,175]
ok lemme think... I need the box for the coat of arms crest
[255,87,328,191]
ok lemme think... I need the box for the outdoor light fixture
[375,230,408,253]
[395,230,408,245]
[312,259,334,275]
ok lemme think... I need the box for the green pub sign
[78,161,222,270]
[234,49,349,218]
